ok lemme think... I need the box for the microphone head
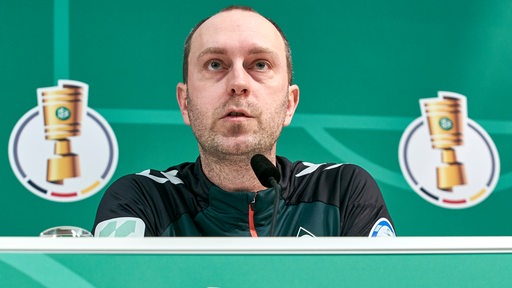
[250,154,281,188]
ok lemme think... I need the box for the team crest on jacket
[296,227,316,237]
[398,91,500,209]
[8,80,118,202]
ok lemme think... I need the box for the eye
[206,60,224,71]
[253,60,270,71]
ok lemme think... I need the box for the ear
[176,82,191,126]
[283,84,300,126]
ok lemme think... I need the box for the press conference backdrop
[2,0,511,236]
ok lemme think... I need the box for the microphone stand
[250,154,282,237]
[269,177,281,237]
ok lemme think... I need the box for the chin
[216,140,259,156]
[205,134,273,156]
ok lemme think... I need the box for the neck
[200,151,276,192]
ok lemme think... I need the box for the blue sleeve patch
[369,217,396,237]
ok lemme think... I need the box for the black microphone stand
[269,177,281,237]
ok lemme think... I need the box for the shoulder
[278,156,380,203]
[105,161,198,197]
[278,156,371,182]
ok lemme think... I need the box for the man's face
[177,10,299,158]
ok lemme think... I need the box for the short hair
[182,5,293,85]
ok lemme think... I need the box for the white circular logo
[399,91,500,209]
[8,80,118,202]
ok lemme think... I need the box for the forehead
[190,10,286,58]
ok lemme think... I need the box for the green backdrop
[2,0,511,236]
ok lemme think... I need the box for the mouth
[227,112,246,117]
[223,109,251,119]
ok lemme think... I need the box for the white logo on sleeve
[137,169,184,185]
[95,217,145,237]
[369,218,396,237]
[295,162,343,177]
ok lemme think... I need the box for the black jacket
[93,156,395,237]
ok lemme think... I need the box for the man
[93,6,395,237]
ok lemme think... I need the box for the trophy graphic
[39,80,87,184]
[421,92,467,191]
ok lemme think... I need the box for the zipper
[248,200,258,237]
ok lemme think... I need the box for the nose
[227,63,250,96]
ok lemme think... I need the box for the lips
[227,111,246,117]
[223,109,251,118]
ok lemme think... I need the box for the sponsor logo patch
[369,218,396,237]
[95,217,145,237]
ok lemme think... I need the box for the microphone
[250,154,281,236]
[250,154,281,188]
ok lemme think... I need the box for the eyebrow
[248,47,275,55]
[197,46,276,60]
[248,48,279,69]
[197,47,226,59]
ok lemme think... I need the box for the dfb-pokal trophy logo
[8,80,118,202]
[399,91,500,209]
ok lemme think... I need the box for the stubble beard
[187,92,289,161]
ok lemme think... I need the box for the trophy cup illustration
[39,80,87,184]
[421,93,467,191]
